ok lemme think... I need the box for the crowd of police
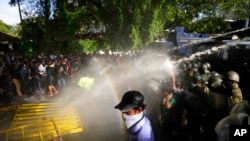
[158,56,250,141]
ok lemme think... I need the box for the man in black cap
[115,90,155,141]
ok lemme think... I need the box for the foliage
[78,40,100,53]
[7,0,250,56]
[17,40,35,57]
[148,0,168,43]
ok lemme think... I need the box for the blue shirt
[127,115,155,141]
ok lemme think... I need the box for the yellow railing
[0,103,83,141]
[0,118,62,141]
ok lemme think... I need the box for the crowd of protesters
[1,49,250,141]
[0,52,89,103]
[0,51,134,103]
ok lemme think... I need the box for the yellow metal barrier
[0,118,61,141]
[0,103,83,141]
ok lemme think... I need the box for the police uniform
[230,83,243,105]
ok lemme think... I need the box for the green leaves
[6,0,250,56]
[79,40,100,53]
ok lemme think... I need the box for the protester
[10,62,23,97]
[46,60,58,96]
[114,90,155,141]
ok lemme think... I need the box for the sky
[0,0,20,25]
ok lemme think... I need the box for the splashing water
[36,26,250,141]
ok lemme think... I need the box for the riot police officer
[185,73,210,141]
[209,71,243,111]
[199,63,211,85]
[222,71,243,110]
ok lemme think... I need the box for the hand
[165,92,173,100]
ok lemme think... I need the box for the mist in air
[49,39,230,140]
[41,48,173,140]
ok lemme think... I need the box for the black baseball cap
[114,90,146,112]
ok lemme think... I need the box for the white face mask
[122,111,144,129]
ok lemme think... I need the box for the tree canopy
[8,0,250,55]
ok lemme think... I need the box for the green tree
[8,0,250,55]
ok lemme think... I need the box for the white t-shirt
[38,63,47,74]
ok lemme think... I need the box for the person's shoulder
[232,85,242,93]
[143,116,153,126]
